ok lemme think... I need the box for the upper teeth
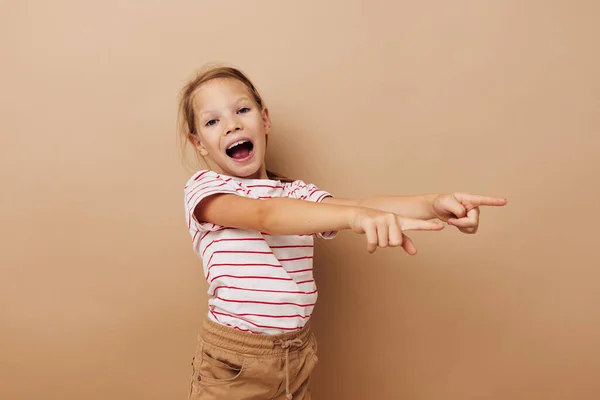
[227,140,247,150]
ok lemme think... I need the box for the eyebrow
[199,97,253,117]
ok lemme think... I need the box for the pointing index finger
[399,217,446,232]
[459,193,508,207]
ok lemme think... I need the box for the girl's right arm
[195,194,445,254]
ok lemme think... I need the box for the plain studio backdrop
[2,1,599,399]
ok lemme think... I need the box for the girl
[178,66,507,400]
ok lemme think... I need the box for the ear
[261,108,271,135]
[189,134,209,156]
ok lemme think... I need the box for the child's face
[193,78,270,179]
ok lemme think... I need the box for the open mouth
[226,140,254,160]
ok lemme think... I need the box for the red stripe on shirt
[262,233,311,237]
[208,262,282,268]
[287,268,313,274]
[209,274,294,284]
[246,184,284,189]
[193,170,211,181]
[206,263,284,280]
[200,231,211,242]
[270,244,314,249]
[288,187,301,197]
[215,296,316,307]
[211,285,318,296]
[213,311,310,319]
[279,256,313,262]
[316,193,330,202]
[212,312,306,330]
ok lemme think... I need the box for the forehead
[192,78,253,112]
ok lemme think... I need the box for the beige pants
[189,318,319,400]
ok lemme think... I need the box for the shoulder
[185,170,239,191]
[186,170,225,185]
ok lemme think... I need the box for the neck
[248,165,268,180]
[232,165,268,180]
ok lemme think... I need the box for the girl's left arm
[323,192,507,234]
[323,194,440,220]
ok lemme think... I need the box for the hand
[432,192,507,234]
[350,208,445,254]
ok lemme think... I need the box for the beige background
[2,1,599,399]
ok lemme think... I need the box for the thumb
[398,217,445,232]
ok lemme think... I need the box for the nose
[224,116,242,135]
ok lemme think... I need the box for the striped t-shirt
[184,170,337,335]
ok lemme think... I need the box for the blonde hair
[177,65,291,182]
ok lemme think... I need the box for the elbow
[256,198,275,234]
[257,198,289,235]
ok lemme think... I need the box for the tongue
[230,146,251,160]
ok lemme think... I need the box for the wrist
[345,205,365,230]
[425,193,442,219]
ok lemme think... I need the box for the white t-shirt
[184,170,337,335]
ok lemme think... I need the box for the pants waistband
[199,318,313,356]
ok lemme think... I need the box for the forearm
[260,197,358,235]
[357,194,440,220]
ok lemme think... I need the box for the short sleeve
[184,170,240,232]
[286,180,338,240]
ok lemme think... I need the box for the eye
[238,107,251,114]
[205,119,217,127]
